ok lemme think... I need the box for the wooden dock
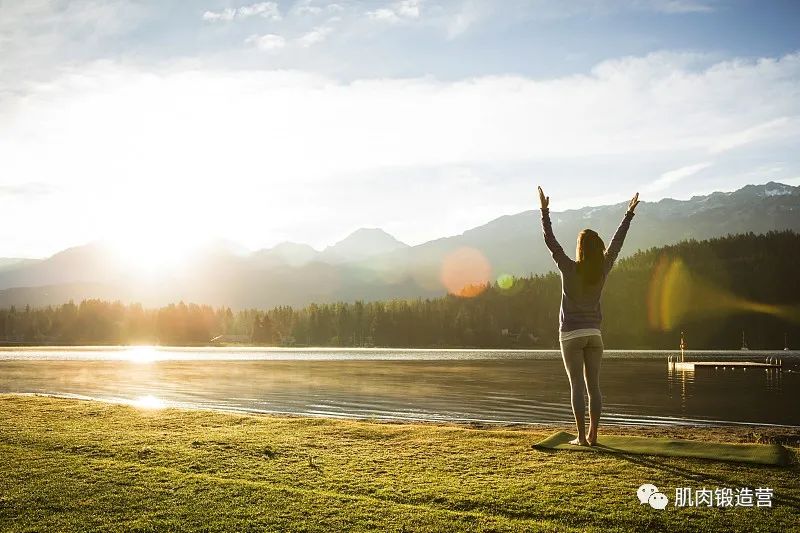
[670,361,782,371]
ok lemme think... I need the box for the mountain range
[1,181,798,309]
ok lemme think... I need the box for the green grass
[0,395,798,532]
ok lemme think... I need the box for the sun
[110,228,203,275]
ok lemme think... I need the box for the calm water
[1,347,798,427]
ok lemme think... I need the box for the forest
[1,231,798,350]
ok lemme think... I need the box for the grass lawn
[1,394,798,532]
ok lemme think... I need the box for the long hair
[575,229,605,286]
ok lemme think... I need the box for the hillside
[1,230,798,349]
[0,181,798,310]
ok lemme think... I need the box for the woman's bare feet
[569,437,590,446]
[587,428,598,446]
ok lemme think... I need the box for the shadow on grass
[534,445,800,511]
[612,452,800,511]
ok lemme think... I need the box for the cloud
[246,27,333,51]
[0,0,145,90]
[3,51,798,177]
[646,0,715,14]
[245,33,286,51]
[357,0,714,40]
[444,1,482,38]
[645,162,713,192]
[203,2,281,22]
[364,0,485,39]
[297,26,334,47]
[293,0,345,16]
[367,0,423,23]
[0,182,55,197]
[297,5,323,16]
[396,0,422,18]
[367,8,400,22]
[709,117,793,154]
[1,51,798,254]
[392,0,717,39]
[202,9,233,21]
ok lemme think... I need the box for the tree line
[1,230,798,349]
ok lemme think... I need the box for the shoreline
[9,392,800,448]
[2,344,798,353]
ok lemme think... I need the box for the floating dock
[669,332,786,371]
[670,361,782,371]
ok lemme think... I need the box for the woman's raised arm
[604,192,639,272]
[538,186,573,272]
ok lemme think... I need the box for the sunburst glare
[125,346,159,364]
[132,395,165,409]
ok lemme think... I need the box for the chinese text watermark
[637,484,774,509]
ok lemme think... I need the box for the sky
[1,0,799,258]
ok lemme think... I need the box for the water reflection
[0,350,797,427]
[666,363,692,409]
[664,362,792,425]
[126,346,159,364]
[131,395,165,409]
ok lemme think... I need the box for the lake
[1,347,798,427]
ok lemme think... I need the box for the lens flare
[440,246,492,297]
[647,256,692,331]
[647,254,800,331]
[497,273,514,290]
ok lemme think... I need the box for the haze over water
[1,348,797,427]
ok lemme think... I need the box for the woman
[538,186,639,446]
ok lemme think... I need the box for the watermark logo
[637,484,669,509]
[637,484,774,509]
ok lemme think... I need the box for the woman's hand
[538,186,549,210]
[627,192,640,213]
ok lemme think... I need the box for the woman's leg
[560,337,589,445]
[583,335,604,445]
